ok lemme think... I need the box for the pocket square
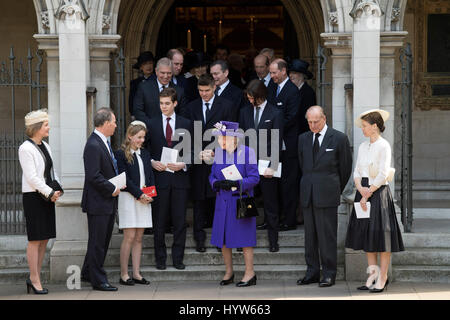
[264,120,271,123]
[326,148,334,152]
[277,102,283,106]
[178,132,185,135]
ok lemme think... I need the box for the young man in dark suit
[239,79,284,252]
[146,88,192,270]
[267,59,302,231]
[185,73,234,253]
[133,57,187,125]
[210,60,248,121]
[297,106,352,288]
[81,108,123,291]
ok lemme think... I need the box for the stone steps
[392,265,450,283]
[0,251,50,269]
[393,248,450,266]
[0,268,50,284]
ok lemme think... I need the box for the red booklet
[142,186,157,197]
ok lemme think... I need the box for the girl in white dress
[115,121,155,285]
[345,109,404,293]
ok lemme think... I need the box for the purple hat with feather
[212,121,244,138]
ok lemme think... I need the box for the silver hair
[305,105,326,119]
[155,57,173,71]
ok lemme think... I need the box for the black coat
[145,114,192,189]
[81,133,118,215]
[129,76,152,115]
[239,102,284,164]
[185,96,234,200]
[114,148,155,200]
[183,76,200,105]
[297,82,317,135]
[218,82,247,122]
[267,79,301,158]
[298,127,352,208]
[133,78,187,127]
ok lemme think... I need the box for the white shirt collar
[162,112,176,122]
[203,95,215,107]
[298,82,305,90]
[157,79,169,91]
[94,129,108,144]
[256,100,267,111]
[217,79,230,94]
[131,148,141,156]
[263,73,271,86]
[318,124,328,137]
[278,76,289,92]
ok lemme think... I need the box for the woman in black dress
[18,109,63,294]
[345,109,404,293]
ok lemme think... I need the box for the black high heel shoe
[370,278,389,293]
[236,274,257,287]
[219,274,234,286]
[26,279,48,295]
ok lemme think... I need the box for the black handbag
[236,181,258,220]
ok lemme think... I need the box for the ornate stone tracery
[349,0,384,19]
[55,0,90,21]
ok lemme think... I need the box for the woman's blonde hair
[121,121,147,164]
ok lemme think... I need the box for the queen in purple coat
[208,121,260,287]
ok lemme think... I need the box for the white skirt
[118,191,153,229]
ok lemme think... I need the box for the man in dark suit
[297,106,352,287]
[253,54,272,87]
[239,79,284,252]
[167,48,186,89]
[185,73,234,252]
[81,108,122,291]
[267,58,301,231]
[210,60,247,121]
[146,88,192,270]
[129,51,155,117]
[133,57,187,125]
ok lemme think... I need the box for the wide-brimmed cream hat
[355,109,389,128]
[24,109,49,127]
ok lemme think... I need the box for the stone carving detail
[349,0,384,19]
[329,11,338,26]
[391,7,401,22]
[102,14,111,29]
[41,11,50,29]
[55,0,90,21]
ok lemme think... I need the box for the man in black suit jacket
[267,59,302,231]
[239,79,284,252]
[133,57,187,126]
[210,60,248,122]
[81,108,122,291]
[146,88,192,270]
[185,73,234,252]
[129,51,155,116]
[167,48,186,89]
[297,106,352,288]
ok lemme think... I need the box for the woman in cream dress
[345,109,404,293]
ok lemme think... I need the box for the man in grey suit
[297,106,352,287]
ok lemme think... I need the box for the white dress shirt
[260,73,271,87]
[202,95,215,122]
[277,76,289,93]
[216,79,230,96]
[354,136,392,187]
[254,100,267,125]
[157,79,168,92]
[312,124,328,146]
[298,82,305,90]
[131,148,146,188]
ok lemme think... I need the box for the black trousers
[193,197,216,245]
[303,205,338,280]
[153,187,188,265]
[259,177,280,246]
[280,152,300,227]
[81,213,115,286]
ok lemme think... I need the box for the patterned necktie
[204,102,210,123]
[166,117,172,147]
[313,133,321,163]
[107,140,118,175]
[254,107,261,128]
[276,85,281,97]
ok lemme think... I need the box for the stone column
[345,0,383,281]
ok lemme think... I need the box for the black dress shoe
[173,263,186,270]
[370,279,389,293]
[119,277,135,286]
[279,224,296,231]
[81,276,90,283]
[196,243,206,253]
[93,283,118,291]
[156,263,166,270]
[297,276,320,285]
[269,244,279,252]
[144,228,154,235]
[132,277,150,285]
[256,222,268,230]
[236,274,257,287]
[219,274,234,286]
[319,277,335,287]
